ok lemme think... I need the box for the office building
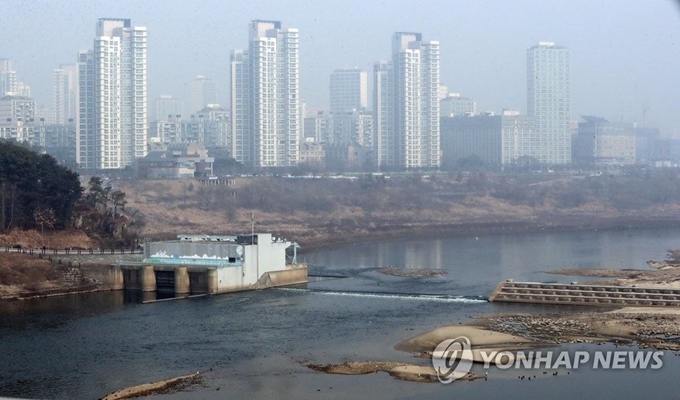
[440,110,534,167]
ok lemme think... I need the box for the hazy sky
[1,0,679,136]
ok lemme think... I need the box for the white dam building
[117,234,307,295]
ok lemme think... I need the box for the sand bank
[306,361,482,383]
[101,372,202,400]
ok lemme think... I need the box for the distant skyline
[0,0,678,136]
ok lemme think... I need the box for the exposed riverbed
[2,228,680,399]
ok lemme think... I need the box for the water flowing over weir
[275,287,488,303]
[5,229,680,399]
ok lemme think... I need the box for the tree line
[0,141,142,245]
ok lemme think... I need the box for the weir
[114,234,307,296]
[489,281,680,307]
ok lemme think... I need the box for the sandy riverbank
[101,372,202,400]
[306,324,552,383]
[547,262,680,288]
[306,360,482,383]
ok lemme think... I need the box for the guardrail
[3,247,143,255]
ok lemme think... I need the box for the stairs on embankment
[489,281,680,307]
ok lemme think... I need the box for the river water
[1,228,680,399]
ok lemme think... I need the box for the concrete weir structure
[490,281,680,307]
[117,234,307,295]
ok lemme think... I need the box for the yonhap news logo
[432,336,664,384]
[431,336,474,384]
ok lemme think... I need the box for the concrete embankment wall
[254,265,308,290]
[490,281,680,307]
[80,265,124,290]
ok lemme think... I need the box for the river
[1,228,679,399]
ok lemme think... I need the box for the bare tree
[33,207,56,246]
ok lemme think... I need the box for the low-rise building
[440,93,476,117]
[440,110,533,167]
[137,142,214,179]
[299,141,325,165]
[574,116,636,166]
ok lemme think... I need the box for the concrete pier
[206,269,218,293]
[489,281,680,307]
[140,266,157,292]
[174,267,190,294]
[108,266,124,291]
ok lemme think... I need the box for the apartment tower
[230,20,301,168]
[373,32,440,169]
[77,18,147,169]
[527,41,571,164]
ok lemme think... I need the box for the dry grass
[0,253,62,295]
[0,229,95,249]
[115,177,680,249]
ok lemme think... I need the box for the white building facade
[230,20,301,168]
[527,42,571,164]
[189,76,217,115]
[440,93,476,117]
[0,59,30,97]
[330,68,367,113]
[0,95,36,143]
[373,32,440,169]
[53,64,77,125]
[77,18,147,169]
[154,95,183,122]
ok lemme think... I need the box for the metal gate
[155,270,175,293]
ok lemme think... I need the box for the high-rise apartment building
[154,95,183,121]
[230,20,301,168]
[53,64,77,124]
[373,32,440,169]
[440,93,476,117]
[150,105,231,149]
[0,95,37,143]
[330,68,367,113]
[189,75,217,115]
[527,41,571,164]
[0,59,16,97]
[77,18,147,169]
[0,59,30,97]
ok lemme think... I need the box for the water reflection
[2,228,680,399]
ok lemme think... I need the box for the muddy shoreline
[296,215,680,252]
